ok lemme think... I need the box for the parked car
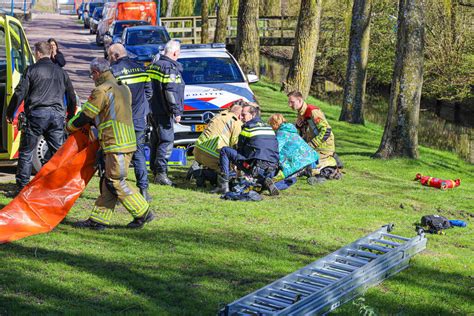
[103,20,150,58]
[83,1,104,29]
[96,1,156,47]
[89,7,103,35]
[121,26,170,65]
[172,44,258,145]
[76,2,84,19]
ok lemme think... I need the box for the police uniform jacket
[195,110,242,159]
[67,70,136,154]
[146,55,185,118]
[7,57,76,119]
[297,102,335,153]
[110,56,152,132]
[237,117,279,164]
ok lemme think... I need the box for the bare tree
[339,0,373,124]
[283,0,323,98]
[165,0,174,17]
[234,0,260,75]
[201,0,209,43]
[374,0,425,159]
[214,0,230,43]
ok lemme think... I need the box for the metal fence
[0,0,33,16]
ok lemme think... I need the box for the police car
[175,43,258,146]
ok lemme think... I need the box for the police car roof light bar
[218,224,427,316]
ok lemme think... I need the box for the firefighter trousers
[89,152,149,225]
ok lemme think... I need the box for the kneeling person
[68,58,154,230]
[216,104,280,195]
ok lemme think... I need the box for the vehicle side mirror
[247,73,259,84]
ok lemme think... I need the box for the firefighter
[215,104,280,196]
[108,43,153,202]
[147,40,185,186]
[193,102,243,171]
[5,41,77,197]
[67,58,154,230]
[287,91,339,172]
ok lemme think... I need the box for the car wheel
[32,136,53,173]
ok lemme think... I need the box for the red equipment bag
[0,129,99,243]
[415,173,460,190]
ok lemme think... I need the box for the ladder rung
[294,281,324,291]
[326,262,358,272]
[348,249,379,259]
[280,287,309,297]
[381,233,410,241]
[360,243,391,253]
[266,294,295,305]
[269,288,300,301]
[296,274,333,286]
[311,268,347,279]
[238,303,274,314]
[284,282,317,294]
[255,296,290,309]
[372,238,401,247]
[335,255,367,267]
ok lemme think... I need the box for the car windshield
[125,29,169,46]
[180,57,245,84]
[114,22,147,36]
[89,3,102,12]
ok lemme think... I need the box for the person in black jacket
[147,40,184,186]
[48,38,66,67]
[5,41,77,197]
[215,103,280,196]
[108,43,153,201]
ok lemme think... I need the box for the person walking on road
[108,43,153,202]
[5,41,77,197]
[67,58,154,230]
[48,38,66,68]
[147,40,185,186]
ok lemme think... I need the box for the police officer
[147,40,184,186]
[68,58,153,230]
[108,43,153,202]
[5,41,77,197]
[216,104,280,196]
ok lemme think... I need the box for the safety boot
[140,187,152,202]
[210,175,229,194]
[73,219,107,230]
[127,208,155,229]
[264,178,279,196]
[153,173,174,186]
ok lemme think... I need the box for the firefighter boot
[264,178,280,196]
[140,187,152,202]
[154,173,174,186]
[210,175,229,194]
[127,208,156,229]
[73,219,107,230]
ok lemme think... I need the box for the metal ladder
[219,224,427,316]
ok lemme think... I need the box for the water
[259,54,473,163]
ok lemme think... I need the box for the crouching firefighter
[215,103,280,196]
[67,58,154,230]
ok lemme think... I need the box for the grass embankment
[1,79,473,315]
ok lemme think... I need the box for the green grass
[1,79,473,315]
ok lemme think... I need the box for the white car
[174,43,258,146]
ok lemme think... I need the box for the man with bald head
[108,43,153,201]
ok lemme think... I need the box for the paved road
[0,13,101,183]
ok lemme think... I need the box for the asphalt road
[0,13,102,183]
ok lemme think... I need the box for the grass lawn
[1,79,473,315]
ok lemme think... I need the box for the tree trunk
[339,0,372,125]
[259,0,281,16]
[374,0,425,159]
[214,0,230,43]
[165,0,174,17]
[283,0,323,98]
[234,0,260,75]
[201,0,209,43]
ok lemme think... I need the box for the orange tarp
[0,129,99,243]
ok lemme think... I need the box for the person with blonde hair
[268,113,319,181]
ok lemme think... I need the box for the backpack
[420,215,452,234]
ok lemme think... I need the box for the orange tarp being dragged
[0,129,99,243]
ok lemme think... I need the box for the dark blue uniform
[110,56,152,191]
[220,117,279,182]
[147,54,185,174]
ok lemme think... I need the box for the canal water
[259,55,474,163]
